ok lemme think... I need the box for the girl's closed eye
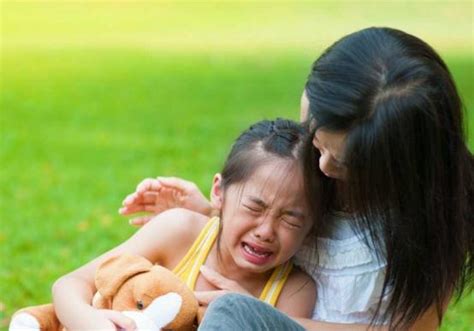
[243,203,263,214]
[281,215,304,229]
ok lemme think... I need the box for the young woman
[51,119,318,330]
[120,27,473,330]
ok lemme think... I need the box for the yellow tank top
[173,217,293,306]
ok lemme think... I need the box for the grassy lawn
[1,1,473,330]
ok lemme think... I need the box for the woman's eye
[336,161,347,170]
[330,155,345,168]
[333,161,343,169]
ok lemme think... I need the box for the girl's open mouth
[241,242,274,265]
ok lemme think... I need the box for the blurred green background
[1,1,473,330]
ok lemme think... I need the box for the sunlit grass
[1,1,473,330]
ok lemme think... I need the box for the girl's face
[300,90,348,180]
[211,161,312,275]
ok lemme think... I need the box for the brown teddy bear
[9,254,199,330]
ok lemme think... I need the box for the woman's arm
[53,208,203,329]
[293,318,387,331]
[200,294,441,331]
[293,303,443,331]
[194,266,444,330]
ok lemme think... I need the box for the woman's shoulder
[295,216,386,274]
[275,266,316,318]
[293,222,389,323]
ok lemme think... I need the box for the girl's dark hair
[221,118,308,188]
[305,27,473,329]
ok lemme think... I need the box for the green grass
[1,1,473,330]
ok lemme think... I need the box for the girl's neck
[205,244,272,295]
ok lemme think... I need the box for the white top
[294,214,390,324]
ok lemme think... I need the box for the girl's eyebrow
[247,196,268,208]
[283,210,305,219]
[247,196,305,218]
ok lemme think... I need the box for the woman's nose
[319,152,332,176]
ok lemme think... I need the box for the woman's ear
[210,174,223,210]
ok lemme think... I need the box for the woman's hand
[119,176,212,226]
[194,266,252,306]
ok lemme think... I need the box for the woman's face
[300,91,348,180]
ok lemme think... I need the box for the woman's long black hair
[304,27,473,329]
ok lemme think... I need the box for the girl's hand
[62,308,136,331]
[98,309,137,330]
[194,265,252,306]
[119,176,212,226]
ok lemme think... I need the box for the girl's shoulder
[136,208,210,266]
[275,266,316,318]
[146,207,209,237]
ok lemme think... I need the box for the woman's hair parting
[304,27,473,329]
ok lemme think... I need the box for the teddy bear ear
[95,254,153,299]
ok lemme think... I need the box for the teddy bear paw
[9,312,41,330]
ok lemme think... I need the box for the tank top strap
[259,260,293,306]
[173,216,220,289]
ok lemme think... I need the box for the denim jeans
[198,293,306,331]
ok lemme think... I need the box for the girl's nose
[253,217,276,243]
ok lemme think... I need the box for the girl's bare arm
[276,268,316,318]
[52,208,202,329]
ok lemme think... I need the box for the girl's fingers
[194,290,229,305]
[101,310,136,331]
